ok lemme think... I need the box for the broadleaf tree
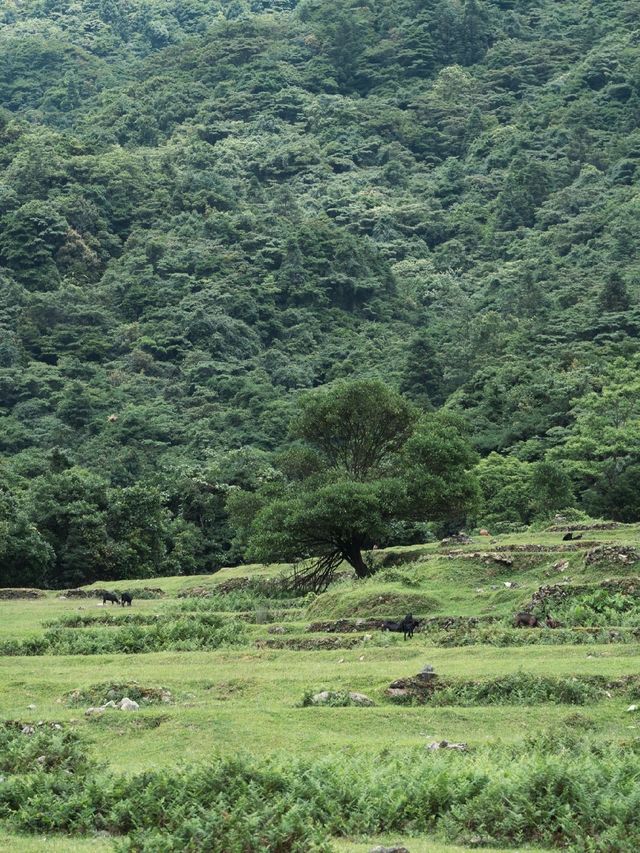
[229,380,479,591]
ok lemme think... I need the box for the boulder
[309,691,374,707]
[427,740,467,751]
[118,697,140,711]
[369,847,410,853]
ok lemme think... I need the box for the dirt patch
[0,588,46,600]
[307,615,497,633]
[255,636,364,650]
[61,587,165,599]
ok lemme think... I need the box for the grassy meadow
[2,525,640,850]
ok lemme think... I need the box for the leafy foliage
[233,381,478,587]
[2,0,640,583]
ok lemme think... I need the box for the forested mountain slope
[1,0,640,586]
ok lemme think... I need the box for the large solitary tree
[228,380,478,591]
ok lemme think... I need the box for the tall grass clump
[0,614,247,656]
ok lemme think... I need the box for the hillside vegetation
[2,0,640,587]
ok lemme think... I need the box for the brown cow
[514,612,539,628]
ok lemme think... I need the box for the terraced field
[2,524,640,851]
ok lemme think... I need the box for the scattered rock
[585,545,640,566]
[118,697,140,711]
[27,704,36,710]
[36,755,46,765]
[63,587,164,600]
[85,706,105,716]
[526,577,640,612]
[440,533,472,546]
[308,615,497,634]
[503,581,518,588]
[309,691,374,707]
[548,522,622,532]
[427,740,467,751]
[256,636,362,651]
[369,846,410,853]
[267,625,286,634]
[627,705,639,713]
[417,665,436,682]
[21,725,35,735]
[553,560,569,572]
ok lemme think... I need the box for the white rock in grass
[369,846,410,853]
[626,704,639,713]
[118,697,140,711]
[427,740,467,751]
[310,691,374,707]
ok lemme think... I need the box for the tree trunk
[343,543,374,579]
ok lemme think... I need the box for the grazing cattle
[401,613,420,640]
[563,531,583,541]
[382,613,420,640]
[545,615,562,628]
[513,611,539,628]
[102,592,120,606]
[121,592,132,607]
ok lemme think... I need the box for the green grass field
[2,524,640,851]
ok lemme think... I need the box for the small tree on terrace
[228,380,478,592]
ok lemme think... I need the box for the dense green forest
[1,0,640,587]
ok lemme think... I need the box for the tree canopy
[231,380,478,589]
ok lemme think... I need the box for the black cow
[121,592,133,607]
[514,611,539,628]
[103,592,120,605]
[401,613,419,640]
[382,613,420,640]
